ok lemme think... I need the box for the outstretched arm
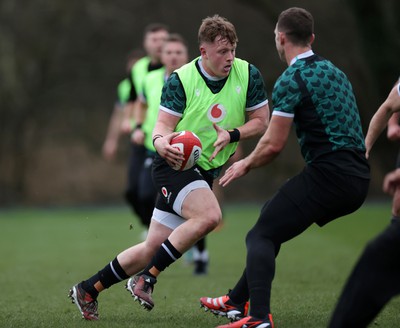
[365,82,400,157]
[219,114,292,187]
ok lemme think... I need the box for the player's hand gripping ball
[170,131,202,171]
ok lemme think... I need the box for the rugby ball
[170,131,202,171]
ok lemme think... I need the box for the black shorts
[248,164,370,250]
[152,154,213,218]
[280,163,370,226]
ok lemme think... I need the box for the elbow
[264,137,284,157]
[269,144,283,156]
[256,117,269,136]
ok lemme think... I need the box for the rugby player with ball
[68,14,269,322]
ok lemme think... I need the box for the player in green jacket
[69,15,269,321]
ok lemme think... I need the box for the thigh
[309,172,369,225]
[152,155,212,216]
[251,167,368,245]
[152,207,185,230]
[251,191,313,246]
[181,187,221,220]
[281,166,369,226]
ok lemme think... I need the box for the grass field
[1,202,399,327]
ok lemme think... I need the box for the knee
[246,227,261,247]
[246,226,279,254]
[205,210,222,232]
[198,208,222,235]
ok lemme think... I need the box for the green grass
[0,203,399,327]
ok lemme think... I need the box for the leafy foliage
[0,0,399,205]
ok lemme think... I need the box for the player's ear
[279,32,285,46]
[199,45,207,58]
[308,33,315,46]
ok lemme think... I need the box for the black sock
[229,269,250,304]
[142,239,182,277]
[81,257,129,298]
[195,237,206,252]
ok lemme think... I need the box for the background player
[124,23,169,232]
